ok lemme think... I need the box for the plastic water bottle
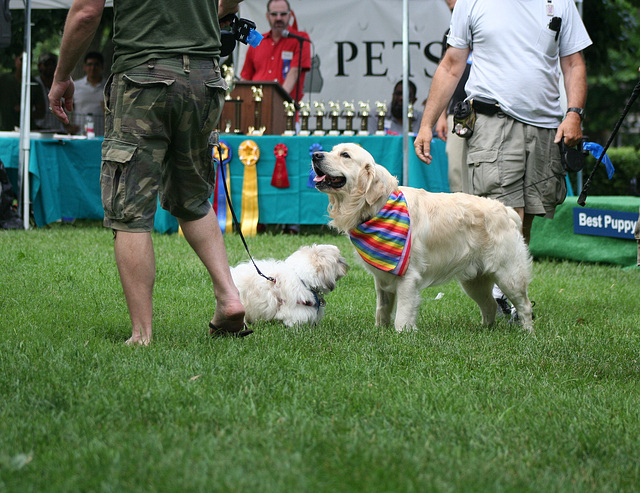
[85,115,95,139]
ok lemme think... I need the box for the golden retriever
[312,143,534,333]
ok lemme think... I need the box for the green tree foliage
[581,0,640,146]
[1,8,113,76]
[0,9,68,70]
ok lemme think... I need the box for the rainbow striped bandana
[349,189,411,276]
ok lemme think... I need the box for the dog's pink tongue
[313,174,326,182]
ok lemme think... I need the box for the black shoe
[495,295,512,317]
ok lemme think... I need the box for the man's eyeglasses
[268,11,290,17]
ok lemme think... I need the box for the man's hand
[435,111,448,141]
[49,78,75,125]
[414,126,434,164]
[219,0,242,19]
[554,111,582,147]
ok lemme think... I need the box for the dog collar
[349,189,411,276]
[299,280,326,313]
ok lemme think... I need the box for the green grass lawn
[1,221,639,492]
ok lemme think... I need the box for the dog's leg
[497,282,534,334]
[495,250,534,333]
[393,280,422,332]
[375,281,395,326]
[459,275,497,326]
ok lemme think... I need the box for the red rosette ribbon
[271,143,290,188]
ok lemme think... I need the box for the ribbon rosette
[271,143,290,188]
[307,143,323,188]
[238,140,260,237]
[212,140,233,234]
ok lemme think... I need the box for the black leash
[209,132,276,284]
[578,79,640,206]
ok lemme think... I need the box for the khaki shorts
[101,56,227,232]
[466,113,566,218]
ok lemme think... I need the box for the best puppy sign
[574,208,638,240]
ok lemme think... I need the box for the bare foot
[210,299,246,333]
[125,335,151,346]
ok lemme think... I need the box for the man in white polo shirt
[414,0,592,317]
[73,51,106,135]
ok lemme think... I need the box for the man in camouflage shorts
[49,0,249,344]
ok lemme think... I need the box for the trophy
[248,85,266,136]
[357,101,370,136]
[233,95,243,134]
[374,101,387,136]
[283,101,297,136]
[312,101,326,136]
[327,101,341,136]
[222,64,235,101]
[298,101,311,136]
[342,101,356,137]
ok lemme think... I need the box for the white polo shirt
[73,76,105,116]
[448,0,592,128]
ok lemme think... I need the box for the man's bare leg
[512,207,534,245]
[114,231,155,345]
[178,209,245,332]
[523,213,534,245]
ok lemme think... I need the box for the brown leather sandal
[209,322,253,338]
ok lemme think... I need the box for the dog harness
[298,279,326,314]
[349,189,411,276]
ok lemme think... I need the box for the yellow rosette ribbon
[238,140,260,237]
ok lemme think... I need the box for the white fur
[231,244,348,327]
[312,143,534,333]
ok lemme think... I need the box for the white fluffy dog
[231,244,349,326]
[312,143,534,333]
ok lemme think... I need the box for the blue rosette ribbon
[212,140,232,233]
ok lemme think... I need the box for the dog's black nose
[312,151,324,162]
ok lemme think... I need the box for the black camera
[220,15,263,57]
[452,100,476,138]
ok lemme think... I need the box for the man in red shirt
[240,0,311,103]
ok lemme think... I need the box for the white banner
[236,0,451,109]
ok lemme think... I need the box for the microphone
[282,30,310,42]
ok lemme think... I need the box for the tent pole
[18,0,32,230]
[401,0,409,187]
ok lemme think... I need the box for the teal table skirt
[0,135,448,231]
[154,135,449,233]
[0,137,104,227]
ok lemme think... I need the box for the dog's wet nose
[312,152,324,162]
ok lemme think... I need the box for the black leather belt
[472,99,503,116]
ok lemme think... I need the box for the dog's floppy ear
[360,162,386,205]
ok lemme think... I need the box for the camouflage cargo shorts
[101,55,227,232]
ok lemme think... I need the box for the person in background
[414,0,591,318]
[434,0,470,193]
[381,79,423,136]
[242,0,311,234]
[35,52,70,132]
[0,52,45,131]
[49,0,248,345]
[73,51,106,136]
[240,0,311,102]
